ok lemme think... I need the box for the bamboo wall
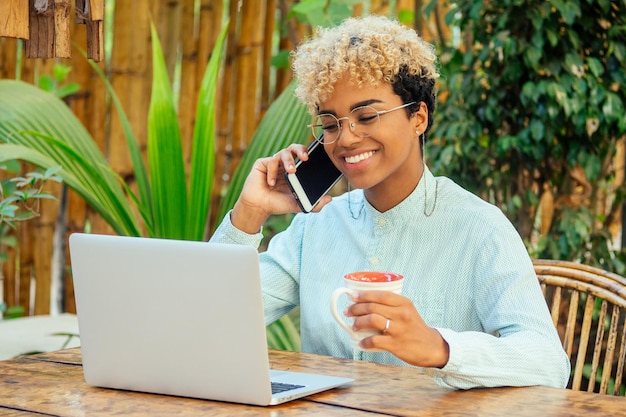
[1,0,441,316]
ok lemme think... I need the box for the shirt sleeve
[209,210,265,247]
[425,222,571,389]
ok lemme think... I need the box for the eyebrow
[317,99,385,116]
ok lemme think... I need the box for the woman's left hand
[345,291,450,368]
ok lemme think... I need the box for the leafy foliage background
[429,0,626,272]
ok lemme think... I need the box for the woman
[210,15,570,389]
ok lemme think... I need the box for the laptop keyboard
[271,382,305,394]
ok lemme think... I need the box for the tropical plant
[38,63,80,99]
[429,0,626,272]
[0,22,227,240]
[0,17,312,349]
[0,161,61,319]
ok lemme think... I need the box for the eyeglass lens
[311,106,381,144]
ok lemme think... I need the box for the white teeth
[345,151,375,164]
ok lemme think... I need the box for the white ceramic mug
[329,271,404,351]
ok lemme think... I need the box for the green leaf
[397,9,415,25]
[602,92,625,123]
[0,159,21,173]
[0,235,18,248]
[57,83,81,99]
[270,50,291,70]
[148,23,187,239]
[52,64,72,83]
[38,75,55,93]
[44,165,63,179]
[186,22,229,241]
[266,312,301,351]
[586,57,604,78]
[80,48,153,228]
[524,46,541,70]
[553,0,581,25]
[546,29,559,47]
[530,119,545,141]
[564,52,584,77]
[3,305,25,319]
[0,143,137,236]
[1,204,18,217]
[0,80,141,236]
[291,0,352,27]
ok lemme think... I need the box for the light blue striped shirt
[210,166,570,389]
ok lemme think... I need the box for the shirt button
[370,257,379,265]
[377,218,387,226]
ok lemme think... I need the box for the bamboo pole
[17,221,33,314]
[33,185,60,315]
[209,0,239,233]
[198,0,224,236]
[108,0,151,175]
[53,0,71,58]
[9,54,45,314]
[0,0,29,39]
[88,0,104,21]
[25,0,54,59]
[260,0,276,113]
[85,0,104,61]
[275,0,303,92]
[610,137,625,247]
[229,0,263,187]
[178,0,199,169]
[0,38,19,89]
[1,232,18,311]
[156,0,181,81]
[27,53,56,314]
[196,0,222,85]
[1,37,32,313]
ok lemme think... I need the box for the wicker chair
[533,259,626,395]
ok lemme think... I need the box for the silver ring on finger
[383,318,391,335]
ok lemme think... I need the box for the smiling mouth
[344,151,376,164]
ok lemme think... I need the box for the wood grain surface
[0,348,624,416]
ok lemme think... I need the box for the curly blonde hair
[291,15,439,115]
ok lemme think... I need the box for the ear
[412,102,429,134]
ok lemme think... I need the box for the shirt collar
[363,165,437,221]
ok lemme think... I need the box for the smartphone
[285,138,344,212]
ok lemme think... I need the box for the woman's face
[318,75,429,211]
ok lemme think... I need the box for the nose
[336,117,362,145]
[336,116,357,133]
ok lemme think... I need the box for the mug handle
[330,287,356,335]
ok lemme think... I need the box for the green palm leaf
[0,81,140,236]
[0,143,131,234]
[187,21,229,240]
[81,51,154,228]
[148,23,188,239]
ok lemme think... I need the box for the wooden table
[0,348,623,416]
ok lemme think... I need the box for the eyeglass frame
[307,101,417,144]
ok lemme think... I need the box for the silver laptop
[68,233,353,406]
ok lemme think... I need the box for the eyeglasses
[308,101,416,144]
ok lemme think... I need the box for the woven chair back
[533,259,626,395]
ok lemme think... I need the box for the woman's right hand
[230,144,332,234]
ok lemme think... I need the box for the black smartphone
[284,138,344,212]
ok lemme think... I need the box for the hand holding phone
[285,139,343,212]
